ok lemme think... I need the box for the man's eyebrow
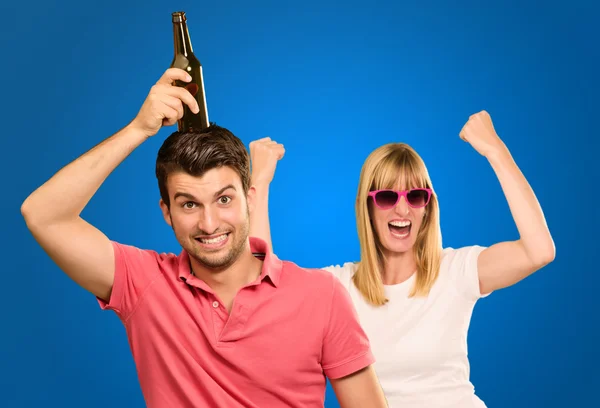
[214,184,236,198]
[173,192,197,201]
[172,185,236,202]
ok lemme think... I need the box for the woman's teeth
[389,221,411,238]
[389,220,411,228]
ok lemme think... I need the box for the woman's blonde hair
[353,143,442,306]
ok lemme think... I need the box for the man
[21,67,388,408]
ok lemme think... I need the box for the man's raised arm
[20,68,199,302]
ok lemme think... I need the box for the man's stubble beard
[170,209,250,272]
[192,221,249,271]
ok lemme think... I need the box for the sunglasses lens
[374,191,399,208]
[407,189,430,207]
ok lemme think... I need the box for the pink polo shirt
[97,237,374,408]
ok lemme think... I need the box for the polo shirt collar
[177,236,282,288]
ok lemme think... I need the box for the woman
[248,110,555,407]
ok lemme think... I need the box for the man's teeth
[389,220,411,227]
[198,234,228,244]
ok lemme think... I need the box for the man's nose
[198,208,219,234]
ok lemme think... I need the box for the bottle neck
[173,21,193,56]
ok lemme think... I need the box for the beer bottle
[170,11,210,131]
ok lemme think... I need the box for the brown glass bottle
[170,11,210,132]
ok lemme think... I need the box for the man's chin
[185,230,247,271]
[190,249,236,270]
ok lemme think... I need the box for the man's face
[160,166,255,271]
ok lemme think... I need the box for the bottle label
[185,83,199,96]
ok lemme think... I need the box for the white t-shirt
[323,246,490,408]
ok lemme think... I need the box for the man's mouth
[195,233,230,248]
[388,220,411,239]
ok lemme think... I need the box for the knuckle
[151,84,165,95]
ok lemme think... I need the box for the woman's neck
[381,249,417,285]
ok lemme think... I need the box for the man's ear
[246,185,257,214]
[159,198,172,227]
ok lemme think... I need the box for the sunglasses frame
[368,188,433,209]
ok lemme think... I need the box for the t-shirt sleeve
[321,262,357,288]
[96,241,162,321]
[444,245,490,301]
[321,273,375,379]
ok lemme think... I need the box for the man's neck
[190,247,263,310]
[381,250,417,285]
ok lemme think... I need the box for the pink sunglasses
[368,188,433,209]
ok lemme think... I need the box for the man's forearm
[21,123,147,225]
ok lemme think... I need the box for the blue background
[2,0,597,406]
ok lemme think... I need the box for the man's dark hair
[156,124,250,207]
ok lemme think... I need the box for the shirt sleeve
[96,241,162,321]
[444,245,490,301]
[321,262,357,289]
[321,273,375,379]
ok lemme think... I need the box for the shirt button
[212,301,219,308]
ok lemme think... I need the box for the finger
[480,110,492,123]
[161,85,200,114]
[161,104,180,126]
[459,123,466,139]
[250,137,270,145]
[157,68,192,85]
[161,94,185,120]
[276,145,285,159]
[263,140,281,149]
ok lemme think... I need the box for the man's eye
[219,196,232,204]
[183,202,196,209]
